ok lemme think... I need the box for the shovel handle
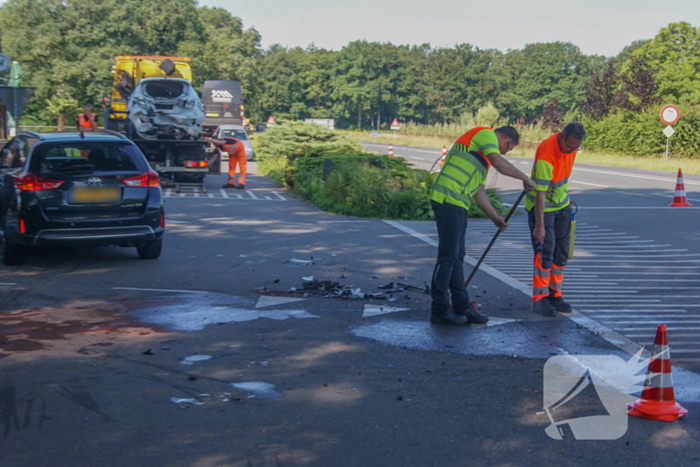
[464,190,527,288]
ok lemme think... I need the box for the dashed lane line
[164,189,287,201]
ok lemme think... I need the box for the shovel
[464,190,527,288]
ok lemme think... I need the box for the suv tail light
[123,169,160,187]
[184,160,208,168]
[14,173,64,191]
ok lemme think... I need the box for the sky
[201,0,700,57]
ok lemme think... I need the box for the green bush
[583,104,700,157]
[256,122,510,221]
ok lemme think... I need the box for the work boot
[236,184,245,190]
[222,183,236,189]
[533,298,556,317]
[455,303,489,324]
[430,308,468,325]
[549,294,573,313]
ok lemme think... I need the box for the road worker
[526,122,586,317]
[77,104,98,131]
[211,136,247,189]
[429,126,536,325]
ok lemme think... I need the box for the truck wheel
[2,239,26,265]
[137,238,162,260]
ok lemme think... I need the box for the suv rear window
[219,129,248,141]
[145,81,185,98]
[29,142,148,174]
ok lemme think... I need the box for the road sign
[266,115,277,125]
[660,105,680,125]
[390,118,400,130]
[0,54,9,74]
[663,125,675,138]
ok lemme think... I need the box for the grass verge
[255,123,510,221]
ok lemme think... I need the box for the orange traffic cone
[668,169,693,207]
[439,145,447,168]
[628,324,688,422]
[388,143,394,158]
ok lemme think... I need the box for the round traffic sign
[660,105,680,125]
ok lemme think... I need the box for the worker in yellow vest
[429,126,535,325]
[526,122,585,317]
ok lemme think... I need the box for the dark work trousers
[527,204,571,299]
[430,200,470,314]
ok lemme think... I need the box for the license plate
[70,187,121,204]
[206,112,219,117]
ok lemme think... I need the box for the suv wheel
[137,238,162,260]
[2,239,27,265]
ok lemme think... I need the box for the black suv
[0,131,164,265]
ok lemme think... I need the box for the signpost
[266,115,277,126]
[660,105,680,162]
[390,118,400,131]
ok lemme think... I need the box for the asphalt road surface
[1,160,699,466]
[365,142,700,365]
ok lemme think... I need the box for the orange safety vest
[78,113,96,131]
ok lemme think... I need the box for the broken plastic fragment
[302,276,314,281]
[180,355,213,366]
[170,397,205,406]
[290,258,313,264]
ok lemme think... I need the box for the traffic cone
[668,169,693,207]
[388,143,394,158]
[439,145,447,168]
[628,324,688,422]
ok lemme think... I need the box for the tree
[541,99,564,132]
[46,95,78,131]
[635,22,700,103]
[618,55,662,112]
[581,60,625,120]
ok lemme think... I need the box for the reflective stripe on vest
[525,191,570,211]
[430,147,489,210]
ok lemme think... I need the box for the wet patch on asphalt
[125,293,319,332]
[352,319,559,359]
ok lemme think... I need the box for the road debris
[231,382,282,399]
[397,283,430,294]
[180,355,213,365]
[302,276,314,281]
[142,348,154,355]
[170,397,205,406]
[288,258,314,265]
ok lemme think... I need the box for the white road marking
[570,180,609,188]
[317,220,370,223]
[256,295,306,308]
[113,287,210,294]
[247,190,259,199]
[273,191,286,200]
[0,282,17,286]
[573,166,700,186]
[648,192,700,203]
[220,189,229,198]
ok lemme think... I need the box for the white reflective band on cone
[645,372,675,389]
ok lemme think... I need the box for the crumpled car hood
[127,79,205,140]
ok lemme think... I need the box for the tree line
[0,0,698,134]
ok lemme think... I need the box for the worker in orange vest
[77,105,98,131]
[211,137,247,189]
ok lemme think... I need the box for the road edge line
[383,219,648,358]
